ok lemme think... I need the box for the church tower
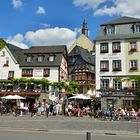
[82,19,88,37]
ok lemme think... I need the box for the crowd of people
[0,99,140,121]
[96,106,140,121]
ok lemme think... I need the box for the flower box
[129,48,137,52]
[100,68,109,72]
[130,67,137,71]
[113,68,121,71]
[113,48,120,53]
[127,88,135,92]
[43,74,49,77]
[3,64,9,67]
[100,50,108,53]
[22,73,33,77]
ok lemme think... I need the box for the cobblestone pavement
[0,115,139,135]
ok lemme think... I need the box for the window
[129,42,137,52]
[43,69,50,77]
[8,71,14,80]
[100,61,109,71]
[131,81,137,89]
[22,69,33,77]
[3,57,9,67]
[134,24,140,33]
[112,42,121,53]
[112,60,121,71]
[113,80,122,90]
[100,43,108,53]
[1,51,5,57]
[27,56,33,62]
[130,60,138,70]
[37,55,44,62]
[101,79,109,90]
[49,55,55,62]
[105,26,115,35]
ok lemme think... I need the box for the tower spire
[82,18,88,37]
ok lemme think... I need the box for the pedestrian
[45,102,50,118]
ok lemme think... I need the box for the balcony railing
[0,91,40,96]
[75,79,95,84]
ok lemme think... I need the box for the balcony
[100,68,109,72]
[0,91,40,96]
[75,79,95,85]
[112,67,121,71]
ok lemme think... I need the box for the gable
[68,34,93,53]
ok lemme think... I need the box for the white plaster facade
[95,40,126,95]
[0,46,20,79]
[0,45,67,83]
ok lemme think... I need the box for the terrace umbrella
[1,95,25,100]
[69,94,91,100]
[1,95,15,99]
[12,95,26,100]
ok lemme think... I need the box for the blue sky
[0,0,139,48]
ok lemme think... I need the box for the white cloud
[7,28,77,48]
[12,0,23,9]
[7,33,28,49]
[73,0,107,10]
[94,6,118,16]
[25,27,77,47]
[37,6,46,15]
[40,23,51,28]
[73,0,140,17]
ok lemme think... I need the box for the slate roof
[95,16,140,41]
[68,45,95,65]
[7,44,67,67]
[101,16,140,26]
[95,33,140,41]
[68,45,95,74]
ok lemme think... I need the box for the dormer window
[49,55,55,62]
[1,51,5,57]
[3,57,9,67]
[105,25,115,35]
[134,23,140,33]
[37,55,44,62]
[27,56,33,62]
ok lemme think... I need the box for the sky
[0,0,140,49]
